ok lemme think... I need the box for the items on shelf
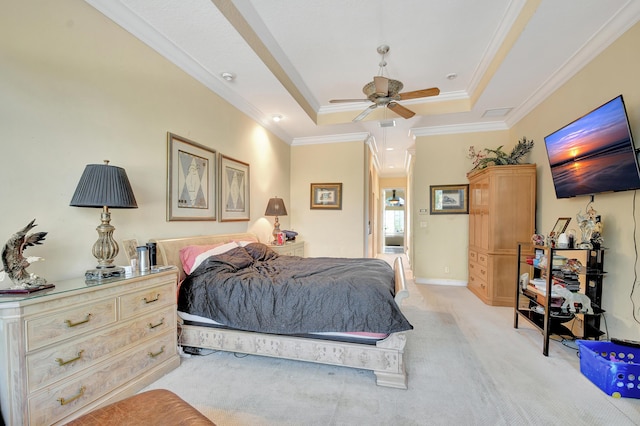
[576,205,604,249]
[514,243,606,355]
[554,285,593,314]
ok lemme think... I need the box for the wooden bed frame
[152,233,410,389]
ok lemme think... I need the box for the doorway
[383,188,405,254]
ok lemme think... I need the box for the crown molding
[410,121,508,138]
[507,0,640,127]
[291,132,370,146]
[84,0,294,144]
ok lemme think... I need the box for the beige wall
[290,141,365,257]
[411,21,640,338]
[366,147,380,258]
[0,1,290,282]
[5,0,640,339]
[380,177,407,188]
[412,131,510,282]
[510,21,640,339]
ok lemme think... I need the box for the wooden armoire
[467,164,536,306]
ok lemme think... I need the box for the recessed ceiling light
[220,72,236,81]
[386,147,394,151]
[446,73,458,80]
[272,114,283,122]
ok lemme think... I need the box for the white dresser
[0,268,180,425]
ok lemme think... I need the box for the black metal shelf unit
[513,243,606,356]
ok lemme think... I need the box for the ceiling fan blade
[353,104,377,122]
[387,102,415,119]
[398,87,440,100]
[329,98,370,103]
[373,76,389,96]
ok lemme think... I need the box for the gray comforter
[178,243,413,335]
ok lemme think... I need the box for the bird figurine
[0,219,48,288]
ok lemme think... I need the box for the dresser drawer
[468,250,477,263]
[26,305,176,392]
[28,330,176,426]
[120,281,175,319]
[477,252,488,267]
[26,299,117,351]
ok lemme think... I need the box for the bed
[152,233,412,388]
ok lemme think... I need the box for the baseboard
[415,278,467,287]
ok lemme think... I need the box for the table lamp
[264,197,287,243]
[70,160,138,280]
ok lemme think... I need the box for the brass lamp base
[271,215,281,244]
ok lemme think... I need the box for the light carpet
[144,256,640,425]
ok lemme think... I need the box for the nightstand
[0,267,180,425]
[269,240,305,257]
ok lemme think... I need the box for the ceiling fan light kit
[329,45,440,122]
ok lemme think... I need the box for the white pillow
[189,242,239,274]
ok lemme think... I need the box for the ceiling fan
[329,45,440,122]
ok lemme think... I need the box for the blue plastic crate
[577,340,640,399]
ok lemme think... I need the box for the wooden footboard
[153,234,410,388]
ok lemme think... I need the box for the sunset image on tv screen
[544,95,640,198]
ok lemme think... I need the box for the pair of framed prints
[167,132,249,222]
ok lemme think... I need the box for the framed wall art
[429,184,469,215]
[167,132,217,221]
[219,155,250,222]
[310,183,342,210]
[550,217,571,237]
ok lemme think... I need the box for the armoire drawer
[469,273,488,296]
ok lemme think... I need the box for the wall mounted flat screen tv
[544,95,640,198]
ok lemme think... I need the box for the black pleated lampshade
[264,197,287,216]
[70,163,138,208]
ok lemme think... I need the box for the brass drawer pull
[143,294,160,304]
[56,350,85,366]
[58,386,86,406]
[65,314,92,328]
[148,346,165,358]
[148,318,165,329]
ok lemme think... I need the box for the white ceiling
[85,0,640,177]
